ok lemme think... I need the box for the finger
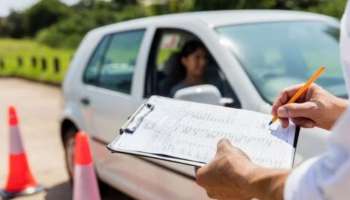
[196,163,219,188]
[197,139,233,183]
[291,117,316,128]
[277,102,317,118]
[231,145,250,160]
[194,166,200,174]
[282,84,309,100]
[217,138,233,155]
[195,165,208,185]
[206,190,227,200]
[218,139,251,161]
[279,118,289,128]
[271,84,304,115]
[272,91,289,116]
[206,189,218,199]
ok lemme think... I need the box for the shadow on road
[99,181,134,200]
[44,181,133,200]
[45,182,72,200]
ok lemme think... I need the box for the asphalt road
[0,78,129,200]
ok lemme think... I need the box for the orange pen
[269,66,326,125]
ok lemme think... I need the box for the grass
[0,38,74,85]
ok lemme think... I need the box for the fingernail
[277,107,289,117]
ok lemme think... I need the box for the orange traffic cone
[0,106,43,199]
[73,132,101,200]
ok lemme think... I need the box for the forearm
[248,167,290,200]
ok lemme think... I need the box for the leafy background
[0,0,347,84]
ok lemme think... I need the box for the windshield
[216,21,347,103]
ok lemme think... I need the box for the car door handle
[80,97,90,106]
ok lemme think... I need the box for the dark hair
[179,40,206,59]
[171,40,207,84]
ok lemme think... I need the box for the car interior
[145,29,241,108]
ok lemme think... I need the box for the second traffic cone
[73,132,101,200]
[0,106,43,199]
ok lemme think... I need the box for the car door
[145,28,241,105]
[81,29,146,143]
[143,28,242,176]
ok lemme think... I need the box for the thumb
[216,138,233,156]
[277,102,317,118]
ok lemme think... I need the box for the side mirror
[174,84,234,106]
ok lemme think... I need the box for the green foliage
[1,0,348,49]
[0,11,26,38]
[307,0,348,18]
[0,39,73,84]
[115,5,148,21]
[190,0,282,10]
[190,0,347,13]
[111,0,138,8]
[23,0,73,36]
[36,8,118,48]
[36,3,149,49]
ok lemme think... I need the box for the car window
[146,29,241,108]
[83,36,110,85]
[156,33,183,71]
[216,21,347,103]
[98,30,145,94]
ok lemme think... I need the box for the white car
[61,10,347,199]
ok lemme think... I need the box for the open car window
[145,29,241,108]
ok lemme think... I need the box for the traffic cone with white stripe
[73,132,101,200]
[0,106,43,199]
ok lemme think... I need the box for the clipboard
[107,102,208,167]
[107,96,300,168]
[119,103,155,134]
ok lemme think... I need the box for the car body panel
[92,139,210,200]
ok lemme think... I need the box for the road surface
[0,78,129,200]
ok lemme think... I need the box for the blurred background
[0,0,348,84]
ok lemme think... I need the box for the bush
[36,5,148,49]
[307,0,348,18]
[23,0,72,36]
[36,9,117,48]
[0,39,73,84]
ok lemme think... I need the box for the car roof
[90,10,338,35]
[192,10,337,26]
[120,10,336,26]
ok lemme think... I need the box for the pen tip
[268,121,272,125]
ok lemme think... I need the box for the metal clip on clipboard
[120,103,155,134]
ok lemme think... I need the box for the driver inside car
[169,40,209,97]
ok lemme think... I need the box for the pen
[269,66,326,125]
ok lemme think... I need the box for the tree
[1,11,26,38]
[191,0,275,10]
[23,0,73,36]
[36,7,119,48]
[307,0,347,18]
[111,0,138,7]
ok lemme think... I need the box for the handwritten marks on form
[108,96,297,169]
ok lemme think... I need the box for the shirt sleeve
[284,146,350,200]
[284,107,350,200]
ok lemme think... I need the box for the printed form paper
[109,96,296,169]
